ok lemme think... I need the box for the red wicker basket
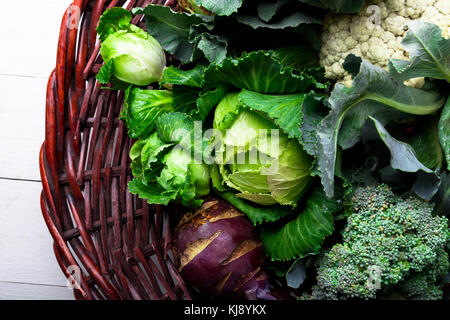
[39,0,193,300]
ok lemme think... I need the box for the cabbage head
[128,112,210,207]
[97,7,166,86]
[213,93,312,207]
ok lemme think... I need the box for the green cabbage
[129,112,210,207]
[97,8,166,86]
[213,93,312,207]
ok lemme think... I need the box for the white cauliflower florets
[320,0,450,87]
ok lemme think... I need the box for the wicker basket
[39,0,193,300]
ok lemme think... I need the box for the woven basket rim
[39,0,192,300]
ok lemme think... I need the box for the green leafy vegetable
[432,172,450,217]
[194,32,228,63]
[406,117,444,171]
[156,111,195,146]
[286,258,307,289]
[161,65,206,88]
[272,46,320,71]
[213,92,313,207]
[129,112,210,207]
[237,11,321,30]
[195,85,228,121]
[130,133,173,184]
[439,96,450,170]
[122,65,225,139]
[238,90,306,140]
[140,3,323,65]
[260,188,342,261]
[317,55,445,197]
[194,0,244,16]
[298,94,327,158]
[142,5,215,64]
[257,0,291,22]
[129,179,178,205]
[96,60,115,85]
[96,7,132,42]
[172,86,201,116]
[97,8,166,86]
[121,87,174,139]
[370,117,442,201]
[389,21,450,83]
[216,191,294,225]
[413,171,441,202]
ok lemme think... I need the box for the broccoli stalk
[310,184,449,300]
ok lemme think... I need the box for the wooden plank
[0,179,69,287]
[0,0,80,300]
[0,282,74,300]
[0,0,74,79]
[0,76,47,181]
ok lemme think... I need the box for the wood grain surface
[0,0,76,300]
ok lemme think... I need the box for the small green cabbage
[97,8,166,86]
[157,146,211,201]
[213,93,312,207]
[128,112,210,207]
[100,26,166,86]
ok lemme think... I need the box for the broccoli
[310,184,449,300]
[393,248,449,300]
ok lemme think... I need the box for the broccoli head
[311,184,449,300]
[393,248,449,300]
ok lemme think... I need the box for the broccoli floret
[394,249,449,300]
[310,184,449,300]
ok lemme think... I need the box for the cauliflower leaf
[317,55,445,197]
[389,21,450,83]
[260,188,342,261]
[439,96,450,170]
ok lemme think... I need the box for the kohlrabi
[174,197,277,300]
[96,7,166,86]
[212,93,313,208]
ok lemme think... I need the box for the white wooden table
[0,0,76,300]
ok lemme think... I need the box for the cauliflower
[320,0,450,87]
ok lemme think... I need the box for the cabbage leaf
[194,0,244,16]
[141,5,219,64]
[204,50,317,94]
[389,21,450,83]
[140,3,322,65]
[121,88,174,139]
[128,112,210,207]
[97,7,132,42]
[217,191,295,225]
[260,188,342,261]
[161,65,206,88]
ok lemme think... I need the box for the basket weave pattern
[39,0,191,300]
